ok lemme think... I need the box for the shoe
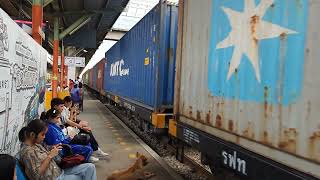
[95,148,109,156]
[89,156,99,163]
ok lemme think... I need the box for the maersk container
[104,1,178,112]
[175,0,320,179]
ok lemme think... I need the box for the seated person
[0,154,17,180]
[42,109,99,163]
[18,119,97,180]
[52,97,108,157]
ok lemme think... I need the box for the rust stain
[309,132,320,161]
[306,48,310,54]
[220,100,225,112]
[243,122,254,139]
[250,15,260,44]
[264,86,268,119]
[262,131,271,145]
[228,120,234,132]
[189,106,193,117]
[278,104,283,139]
[215,114,222,128]
[206,111,211,126]
[236,136,240,144]
[216,102,220,109]
[196,110,201,122]
[182,102,185,112]
[234,68,239,81]
[280,32,287,40]
[269,104,273,114]
[306,101,311,121]
[279,128,298,153]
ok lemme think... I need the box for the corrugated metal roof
[112,0,159,31]
[0,0,130,59]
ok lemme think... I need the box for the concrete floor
[79,92,181,180]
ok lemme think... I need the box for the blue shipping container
[103,2,178,111]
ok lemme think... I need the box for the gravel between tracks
[107,105,211,180]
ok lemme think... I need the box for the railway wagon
[89,68,94,88]
[83,71,89,85]
[91,59,106,94]
[103,1,178,128]
[172,0,320,179]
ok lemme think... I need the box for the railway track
[104,102,214,180]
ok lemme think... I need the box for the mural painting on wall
[0,9,47,154]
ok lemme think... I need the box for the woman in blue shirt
[43,109,94,162]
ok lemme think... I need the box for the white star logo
[216,0,297,83]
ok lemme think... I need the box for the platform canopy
[0,0,130,61]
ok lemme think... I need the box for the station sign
[58,56,85,67]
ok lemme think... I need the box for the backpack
[58,144,85,169]
[70,133,91,145]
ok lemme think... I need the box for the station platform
[78,91,182,180]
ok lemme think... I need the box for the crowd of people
[0,87,108,179]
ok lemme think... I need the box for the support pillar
[52,17,59,98]
[32,0,43,44]
[60,43,65,87]
[64,65,68,88]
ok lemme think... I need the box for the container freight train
[85,0,320,179]
[86,1,178,131]
[174,0,320,179]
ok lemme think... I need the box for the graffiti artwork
[0,9,47,155]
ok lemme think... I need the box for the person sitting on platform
[52,97,108,157]
[18,119,97,180]
[42,109,99,163]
